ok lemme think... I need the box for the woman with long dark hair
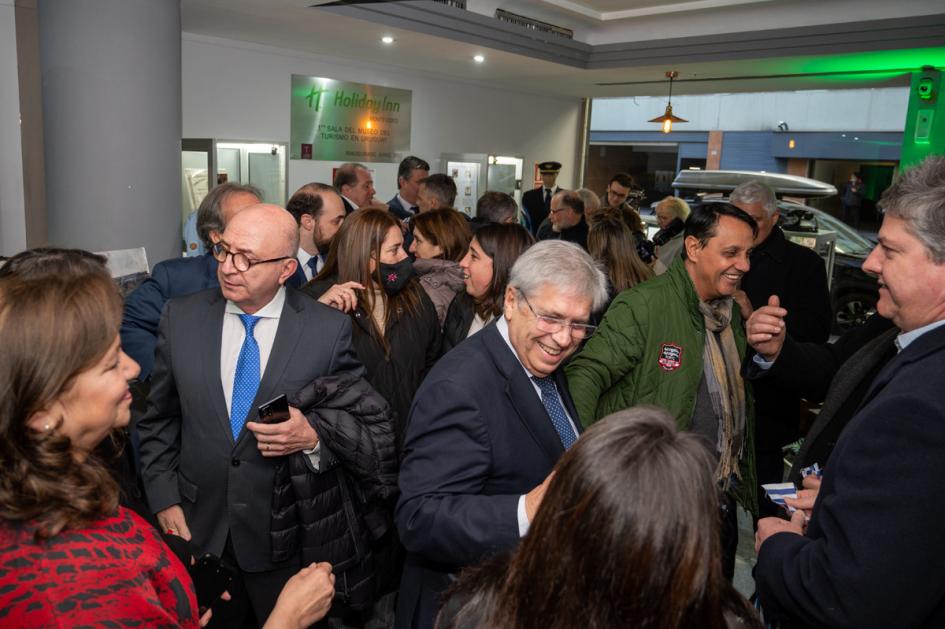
[0,249,333,628]
[438,406,761,629]
[441,222,533,354]
[305,208,440,447]
[409,208,472,326]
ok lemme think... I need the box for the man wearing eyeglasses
[395,241,608,629]
[604,172,636,210]
[139,204,364,626]
[566,202,759,580]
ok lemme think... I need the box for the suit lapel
[481,326,565,464]
[201,291,233,445]
[860,324,945,409]
[234,290,304,450]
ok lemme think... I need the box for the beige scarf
[699,297,747,486]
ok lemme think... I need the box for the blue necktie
[532,376,577,449]
[306,256,318,278]
[230,314,261,440]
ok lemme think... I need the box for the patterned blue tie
[532,376,577,449]
[230,314,261,440]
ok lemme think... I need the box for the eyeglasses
[211,242,291,272]
[607,187,629,201]
[518,291,596,339]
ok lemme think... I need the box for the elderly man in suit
[138,204,363,626]
[394,240,608,629]
[121,182,260,380]
[753,156,945,627]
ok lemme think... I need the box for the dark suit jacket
[756,323,945,628]
[342,196,356,215]
[394,323,581,629]
[120,253,219,379]
[742,227,832,453]
[536,215,589,250]
[137,287,364,573]
[521,186,558,236]
[287,257,307,289]
[388,194,416,221]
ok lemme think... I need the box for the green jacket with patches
[565,258,757,513]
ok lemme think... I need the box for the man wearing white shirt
[334,162,388,215]
[285,183,346,287]
[395,241,608,629]
[389,156,429,221]
[138,204,364,626]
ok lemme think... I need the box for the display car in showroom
[645,170,878,333]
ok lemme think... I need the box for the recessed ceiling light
[381,35,395,44]
[473,54,485,63]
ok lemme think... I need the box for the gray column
[39,0,181,266]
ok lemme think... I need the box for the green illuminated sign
[290,75,412,162]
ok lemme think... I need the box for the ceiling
[181,0,945,99]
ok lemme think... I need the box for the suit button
[231,458,240,467]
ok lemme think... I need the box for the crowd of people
[2,153,945,628]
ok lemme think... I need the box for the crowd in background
[2,154,945,629]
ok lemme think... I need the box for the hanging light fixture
[649,70,687,134]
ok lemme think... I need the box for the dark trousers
[207,536,298,628]
[719,492,739,581]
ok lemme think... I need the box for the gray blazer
[138,287,364,572]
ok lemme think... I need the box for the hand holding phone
[258,394,290,424]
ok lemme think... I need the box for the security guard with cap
[521,161,562,236]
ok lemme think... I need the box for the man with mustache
[566,202,759,578]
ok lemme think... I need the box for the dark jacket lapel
[200,290,233,445]
[860,324,945,409]
[480,325,565,463]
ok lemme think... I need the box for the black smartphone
[190,553,236,611]
[257,393,290,424]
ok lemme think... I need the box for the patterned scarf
[699,297,747,486]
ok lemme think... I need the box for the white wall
[182,34,584,200]
[591,88,909,132]
[0,1,27,255]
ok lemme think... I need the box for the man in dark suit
[394,240,608,629]
[537,190,589,250]
[138,204,364,626]
[334,162,387,215]
[521,161,562,235]
[285,183,346,289]
[121,182,260,379]
[754,156,945,627]
[730,180,832,517]
[388,156,429,221]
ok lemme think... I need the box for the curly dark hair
[0,248,123,539]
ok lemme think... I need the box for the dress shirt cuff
[753,353,775,370]
[302,442,321,472]
[516,494,530,537]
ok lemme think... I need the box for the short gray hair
[730,180,777,217]
[507,240,608,312]
[196,182,262,249]
[576,188,601,212]
[879,155,945,263]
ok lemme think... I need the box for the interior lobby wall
[181,34,585,201]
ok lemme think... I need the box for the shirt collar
[397,194,417,212]
[496,316,539,380]
[895,318,945,353]
[225,286,286,319]
[297,248,313,267]
[342,195,360,211]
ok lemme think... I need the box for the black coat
[741,227,831,453]
[303,279,441,450]
[755,324,945,628]
[271,373,398,611]
[441,293,476,356]
[521,187,557,235]
[536,215,589,250]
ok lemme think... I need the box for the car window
[810,209,874,257]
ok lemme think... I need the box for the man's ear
[278,258,298,285]
[684,235,702,262]
[503,286,517,319]
[300,214,315,232]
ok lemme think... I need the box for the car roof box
[671,170,837,198]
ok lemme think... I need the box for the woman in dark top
[441,222,533,354]
[305,208,440,449]
[437,406,762,629]
[409,208,472,326]
[0,249,334,629]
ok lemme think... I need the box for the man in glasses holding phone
[395,241,608,629]
[138,204,364,627]
[566,201,759,580]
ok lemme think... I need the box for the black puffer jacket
[271,373,397,611]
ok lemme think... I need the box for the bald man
[138,204,364,625]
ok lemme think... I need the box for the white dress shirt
[297,247,322,282]
[342,195,359,211]
[495,316,578,537]
[397,193,417,214]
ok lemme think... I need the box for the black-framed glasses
[211,242,291,273]
[518,290,596,339]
